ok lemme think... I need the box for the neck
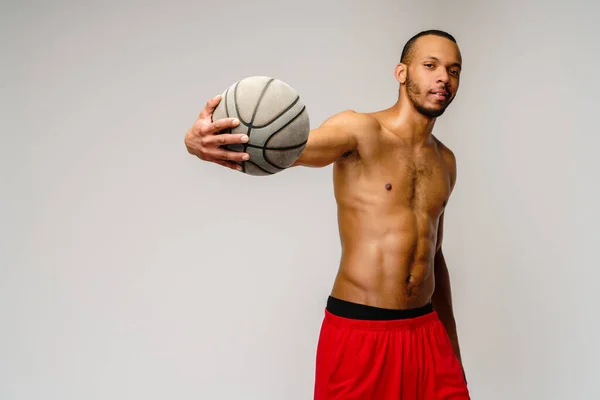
[386,97,437,145]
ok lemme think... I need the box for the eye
[424,63,434,68]
[449,70,460,76]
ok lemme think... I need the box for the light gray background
[2,0,599,399]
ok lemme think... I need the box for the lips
[430,89,450,101]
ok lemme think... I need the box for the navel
[385,183,392,191]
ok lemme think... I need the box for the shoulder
[433,136,457,187]
[319,110,382,162]
[321,110,381,132]
[320,110,382,150]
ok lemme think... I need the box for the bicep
[292,111,360,168]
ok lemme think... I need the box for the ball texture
[212,76,310,176]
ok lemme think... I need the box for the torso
[330,112,455,309]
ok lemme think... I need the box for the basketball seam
[223,86,233,135]
[262,106,307,169]
[233,81,247,124]
[224,86,230,119]
[233,95,301,130]
[245,159,276,174]
[253,95,301,128]
[248,78,275,128]
[234,78,274,126]
[230,81,248,174]
[245,139,308,151]
[239,78,274,174]
[232,78,306,175]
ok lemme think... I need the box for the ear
[394,63,407,84]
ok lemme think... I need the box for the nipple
[385,183,392,191]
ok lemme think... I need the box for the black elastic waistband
[326,296,433,321]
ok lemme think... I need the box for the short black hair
[400,30,457,65]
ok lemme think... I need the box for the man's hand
[184,95,250,171]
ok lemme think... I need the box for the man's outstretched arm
[185,94,365,171]
[431,147,465,380]
[292,110,364,168]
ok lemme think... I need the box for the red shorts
[314,298,470,399]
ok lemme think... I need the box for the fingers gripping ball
[212,76,310,176]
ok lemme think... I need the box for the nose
[437,68,450,84]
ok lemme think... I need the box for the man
[185,30,470,399]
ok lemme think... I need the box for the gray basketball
[211,76,310,176]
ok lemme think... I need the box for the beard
[405,73,453,118]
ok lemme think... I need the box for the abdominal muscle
[330,205,438,310]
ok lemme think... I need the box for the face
[398,35,462,118]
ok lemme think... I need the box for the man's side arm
[431,148,465,380]
[432,234,463,369]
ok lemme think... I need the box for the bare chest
[365,145,452,213]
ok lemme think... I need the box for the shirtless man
[185,30,470,399]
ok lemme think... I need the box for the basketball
[211,76,310,176]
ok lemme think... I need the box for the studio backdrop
[1,0,598,399]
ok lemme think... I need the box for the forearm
[431,251,462,364]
